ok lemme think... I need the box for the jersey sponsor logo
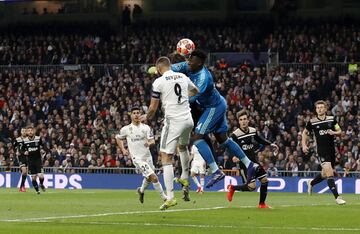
[27,147,38,152]
[241,144,254,150]
[130,137,146,142]
[319,129,331,135]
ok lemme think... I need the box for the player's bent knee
[149,174,158,183]
[260,177,268,183]
[248,183,256,191]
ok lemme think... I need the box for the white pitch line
[0,206,225,222]
[32,221,238,229]
[8,220,360,232]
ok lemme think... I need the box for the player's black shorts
[18,155,28,168]
[317,152,336,168]
[28,161,43,175]
[239,163,267,183]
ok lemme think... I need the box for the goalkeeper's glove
[148,66,157,75]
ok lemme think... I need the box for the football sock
[222,138,251,167]
[32,180,39,192]
[259,182,268,204]
[327,177,339,198]
[200,177,205,189]
[153,181,167,201]
[20,174,27,187]
[179,149,190,180]
[233,184,250,191]
[194,139,219,173]
[310,173,324,186]
[140,178,150,193]
[191,176,201,187]
[163,164,175,200]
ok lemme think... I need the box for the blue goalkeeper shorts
[194,97,228,135]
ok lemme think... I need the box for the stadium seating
[0,22,359,176]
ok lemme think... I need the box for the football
[176,38,195,56]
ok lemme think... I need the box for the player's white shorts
[191,160,206,174]
[133,157,155,178]
[160,117,194,154]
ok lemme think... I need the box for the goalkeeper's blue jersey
[171,62,222,108]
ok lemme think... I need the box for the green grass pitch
[0,188,359,234]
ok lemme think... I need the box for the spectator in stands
[267,162,278,177]
[216,58,229,70]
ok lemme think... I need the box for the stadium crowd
[1,20,359,65]
[0,22,359,177]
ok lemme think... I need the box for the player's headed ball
[176,38,195,56]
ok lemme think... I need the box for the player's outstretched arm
[148,66,158,75]
[254,132,279,153]
[328,124,342,136]
[171,62,188,73]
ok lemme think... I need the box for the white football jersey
[116,123,153,161]
[152,70,196,120]
[191,145,206,164]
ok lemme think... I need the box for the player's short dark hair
[314,100,328,108]
[131,106,141,113]
[26,124,34,129]
[236,110,249,119]
[190,50,207,62]
[156,56,171,67]
[168,52,186,63]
